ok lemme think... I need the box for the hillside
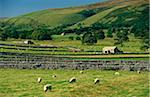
[6,0,149,28]
[9,8,85,27]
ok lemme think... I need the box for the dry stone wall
[0,56,149,71]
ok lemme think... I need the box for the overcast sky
[0,0,106,17]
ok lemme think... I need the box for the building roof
[103,46,117,50]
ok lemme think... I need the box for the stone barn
[24,40,34,44]
[102,46,122,54]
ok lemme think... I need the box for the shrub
[76,36,81,40]
[68,36,74,40]
[82,32,97,45]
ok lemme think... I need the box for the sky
[0,0,105,17]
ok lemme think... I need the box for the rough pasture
[0,69,149,97]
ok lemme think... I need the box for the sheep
[114,72,120,75]
[52,75,56,78]
[44,84,52,92]
[80,70,83,74]
[94,78,100,84]
[137,70,141,74]
[69,77,76,83]
[37,77,42,83]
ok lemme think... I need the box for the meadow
[0,69,149,97]
[0,34,148,54]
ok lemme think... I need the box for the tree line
[0,18,149,50]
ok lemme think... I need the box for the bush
[68,36,74,40]
[107,31,113,38]
[76,36,81,40]
[96,30,105,39]
[82,32,97,45]
[0,31,8,41]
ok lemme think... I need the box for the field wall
[0,55,149,71]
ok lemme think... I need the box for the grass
[71,5,127,27]
[36,34,146,53]
[0,69,149,97]
[0,35,146,53]
[10,8,85,26]
[67,57,149,61]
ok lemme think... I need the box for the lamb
[44,84,52,92]
[137,70,141,74]
[114,72,120,75]
[69,77,76,83]
[52,75,56,78]
[37,77,42,83]
[80,71,83,74]
[94,78,100,84]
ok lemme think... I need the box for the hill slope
[7,0,149,28]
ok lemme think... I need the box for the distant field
[0,34,147,54]
[0,69,149,97]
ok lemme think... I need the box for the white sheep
[37,77,42,83]
[44,84,52,92]
[94,78,100,84]
[80,71,83,74]
[52,75,56,78]
[69,77,76,83]
[114,72,120,75]
[137,70,141,74]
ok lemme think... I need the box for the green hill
[70,0,148,28]
[7,8,86,27]
[7,0,148,28]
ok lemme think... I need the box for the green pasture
[0,34,146,54]
[0,69,149,97]
[10,8,85,26]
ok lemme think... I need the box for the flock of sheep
[37,70,141,92]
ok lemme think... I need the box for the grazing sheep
[80,71,83,74]
[52,75,56,78]
[94,78,100,84]
[37,77,42,83]
[44,84,52,92]
[114,72,120,75]
[69,77,76,83]
[137,70,141,74]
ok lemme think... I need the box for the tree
[115,29,129,46]
[107,28,114,38]
[140,30,149,50]
[91,22,104,30]
[31,25,52,40]
[0,31,8,41]
[76,36,81,40]
[31,29,52,40]
[96,30,105,39]
[82,32,97,45]
[79,9,96,17]
[69,36,74,40]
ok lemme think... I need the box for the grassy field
[0,69,149,97]
[9,8,85,26]
[0,34,147,53]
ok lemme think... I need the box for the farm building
[61,33,65,36]
[24,40,34,44]
[102,46,122,54]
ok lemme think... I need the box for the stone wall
[0,58,149,71]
